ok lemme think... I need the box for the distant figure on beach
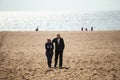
[52,34,65,69]
[91,27,93,31]
[85,28,88,31]
[81,27,83,31]
[35,27,38,31]
[45,39,54,68]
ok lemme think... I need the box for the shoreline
[0,30,120,32]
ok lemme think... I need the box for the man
[52,34,65,68]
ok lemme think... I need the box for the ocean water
[0,11,120,31]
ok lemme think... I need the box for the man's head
[57,34,60,38]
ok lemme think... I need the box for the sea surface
[0,11,120,31]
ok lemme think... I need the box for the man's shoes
[54,66,57,69]
[59,67,62,69]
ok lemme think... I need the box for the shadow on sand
[59,67,70,70]
[44,67,70,74]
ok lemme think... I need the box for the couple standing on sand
[45,34,65,69]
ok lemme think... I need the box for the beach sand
[0,31,120,80]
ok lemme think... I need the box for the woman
[45,39,54,68]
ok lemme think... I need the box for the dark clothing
[52,38,65,51]
[91,27,93,31]
[45,42,54,67]
[52,38,65,67]
[54,50,63,67]
[46,51,53,67]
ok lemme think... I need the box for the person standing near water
[35,27,38,31]
[45,39,54,68]
[81,27,83,31]
[52,34,65,69]
[91,27,93,31]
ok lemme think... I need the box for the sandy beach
[0,31,120,80]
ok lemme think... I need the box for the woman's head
[47,39,51,42]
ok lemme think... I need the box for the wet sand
[0,31,120,80]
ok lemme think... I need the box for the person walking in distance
[52,34,65,69]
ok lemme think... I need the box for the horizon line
[0,10,119,14]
